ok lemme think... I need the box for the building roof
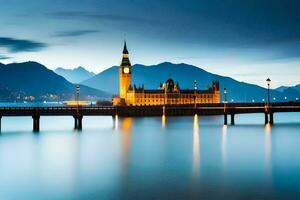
[123,41,129,54]
[132,89,214,94]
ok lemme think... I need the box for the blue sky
[0,0,300,87]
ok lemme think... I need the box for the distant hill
[0,62,109,101]
[55,66,95,83]
[82,62,300,102]
[276,85,300,100]
[276,86,289,92]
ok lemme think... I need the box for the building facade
[113,42,221,106]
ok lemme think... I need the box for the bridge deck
[0,102,300,117]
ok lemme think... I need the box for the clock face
[123,67,130,74]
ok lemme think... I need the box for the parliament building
[113,42,221,106]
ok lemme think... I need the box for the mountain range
[81,62,300,102]
[0,62,109,101]
[0,61,299,102]
[55,66,95,83]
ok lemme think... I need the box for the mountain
[55,66,95,83]
[295,85,300,92]
[275,85,300,100]
[276,86,289,92]
[82,62,300,102]
[0,62,109,101]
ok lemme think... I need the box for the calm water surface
[0,113,300,200]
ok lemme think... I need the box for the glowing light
[193,114,200,177]
[63,100,90,106]
[162,115,166,128]
[114,114,119,130]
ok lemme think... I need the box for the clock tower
[119,41,132,99]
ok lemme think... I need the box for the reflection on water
[121,117,132,168]
[0,113,300,199]
[114,115,119,130]
[265,123,272,180]
[193,114,200,178]
[222,125,228,168]
[120,117,133,198]
[162,115,166,128]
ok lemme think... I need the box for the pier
[0,102,300,131]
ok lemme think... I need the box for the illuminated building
[113,42,220,106]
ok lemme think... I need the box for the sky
[0,0,300,87]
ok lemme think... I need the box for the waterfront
[1,113,300,199]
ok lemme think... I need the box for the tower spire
[123,40,129,54]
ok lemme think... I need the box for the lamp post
[223,88,228,125]
[224,88,227,113]
[194,80,197,108]
[266,78,271,106]
[224,88,227,103]
[76,85,80,103]
[76,85,80,111]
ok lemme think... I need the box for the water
[0,112,300,199]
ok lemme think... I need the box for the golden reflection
[121,117,133,158]
[113,115,119,130]
[162,115,166,128]
[265,123,272,179]
[193,114,200,177]
[120,117,133,194]
[222,125,228,168]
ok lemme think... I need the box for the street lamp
[76,85,80,106]
[194,80,197,108]
[266,78,271,106]
[224,88,227,103]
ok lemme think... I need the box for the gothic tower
[119,41,132,99]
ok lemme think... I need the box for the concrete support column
[73,115,83,130]
[269,113,274,125]
[74,116,78,129]
[78,115,83,130]
[32,115,40,132]
[224,114,228,125]
[231,113,235,125]
[265,113,269,125]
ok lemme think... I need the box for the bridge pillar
[269,113,274,125]
[265,113,268,125]
[231,113,235,125]
[78,116,83,130]
[224,114,228,125]
[0,116,2,132]
[74,116,78,129]
[32,115,40,132]
[73,115,83,130]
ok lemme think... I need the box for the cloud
[52,30,100,37]
[0,37,47,53]
[0,55,11,60]
[47,11,158,25]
